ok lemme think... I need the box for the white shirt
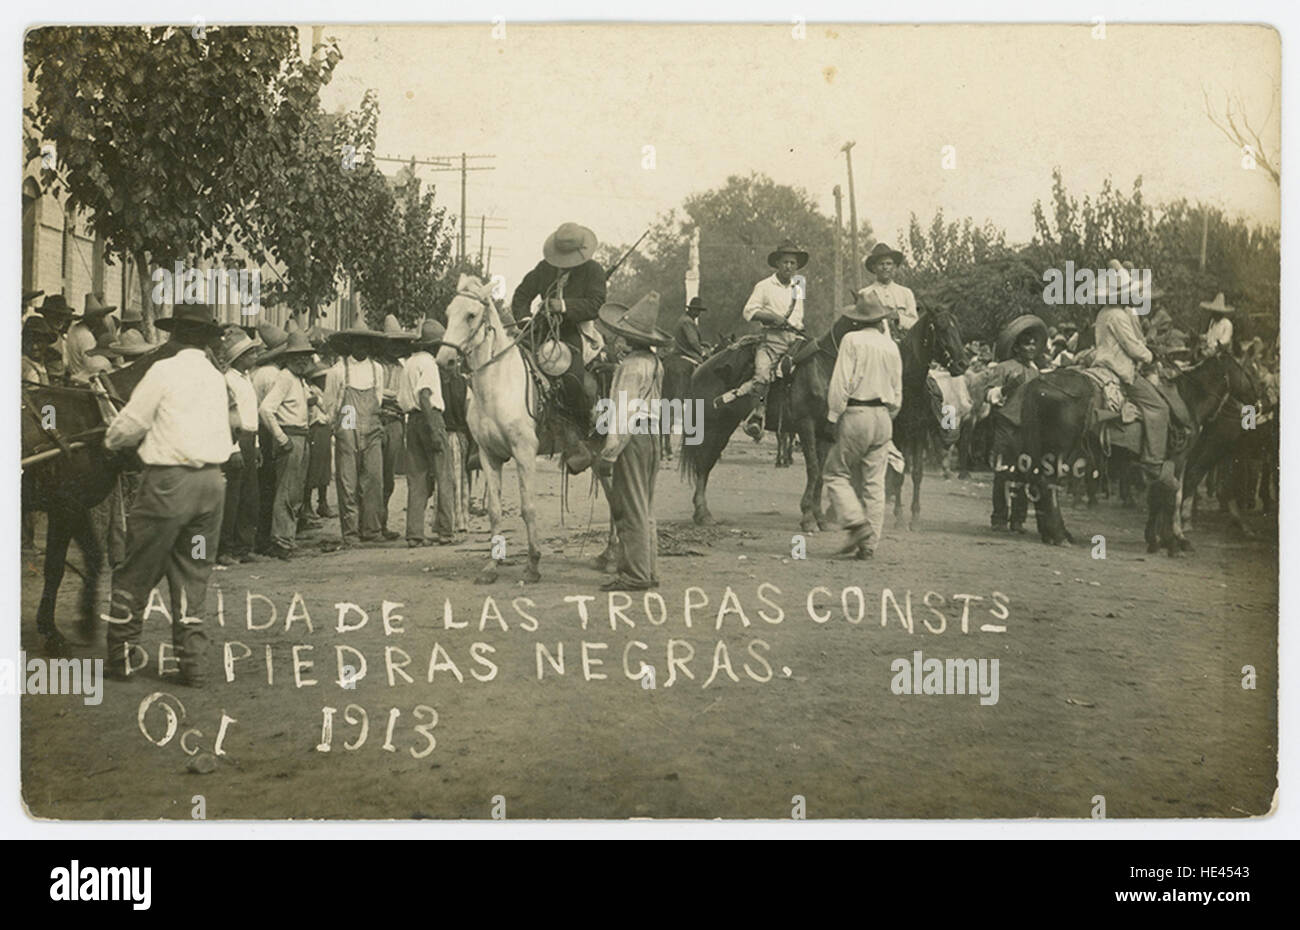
[743,274,804,331]
[858,280,917,333]
[1206,317,1233,352]
[398,351,445,413]
[63,322,97,377]
[225,368,259,452]
[105,348,232,466]
[827,327,903,423]
[323,357,384,424]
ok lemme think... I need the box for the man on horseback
[722,239,808,440]
[672,296,709,364]
[102,302,231,686]
[1092,264,1187,485]
[858,242,917,337]
[511,222,606,472]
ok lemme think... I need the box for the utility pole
[841,141,862,290]
[833,185,844,311]
[479,215,486,266]
[459,153,468,263]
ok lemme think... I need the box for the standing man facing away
[823,291,902,560]
[399,319,453,547]
[593,293,670,591]
[102,302,231,685]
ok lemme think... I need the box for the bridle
[444,290,524,375]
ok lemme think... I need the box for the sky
[313,23,1280,294]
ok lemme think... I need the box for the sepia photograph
[15,19,1281,822]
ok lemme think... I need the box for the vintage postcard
[17,21,1280,820]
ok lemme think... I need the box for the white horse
[436,275,544,584]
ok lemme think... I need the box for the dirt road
[20,440,1278,819]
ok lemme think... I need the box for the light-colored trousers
[335,427,384,542]
[823,407,893,551]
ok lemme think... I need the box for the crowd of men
[19,223,1277,682]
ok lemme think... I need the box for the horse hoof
[958,471,970,480]
[1178,537,1194,552]
[799,519,819,534]
[1146,541,1160,554]
[474,570,499,585]
[41,631,70,654]
[694,512,714,527]
[523,569,542,584]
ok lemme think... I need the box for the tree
[24,25,338,337]
[599,173,871,342]
[1203,85,1280,187]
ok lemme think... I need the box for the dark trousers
[256,423,277,550]
[106,464,225,679]
[221,433,259,557]
[380,415,404,531]
[404,412,454,542]
[610,433,659,586]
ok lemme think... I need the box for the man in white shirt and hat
[102,302,232,686]
[723,239,809,440]
[858,243,917,337]
[823,290,903,559]
[1200,292,1236,356]
[399,319,454,547]
[64,294,118,380]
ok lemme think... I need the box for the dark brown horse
[680,325,841,532]
[1019,353,1260,553]
[22,350,168,652]
[885,311,968,530]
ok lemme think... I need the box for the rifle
[604,229,651,281]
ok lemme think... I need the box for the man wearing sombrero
[322,323,392,546]
[1093,260,1183,483]
[22,315,58,385]
[726,239,809,440]
[858,243,917,336]
[102,302,232,686]
[511,222,607,467]
[594,293,670,591]
[823,290,903,559]
[1199,292,1236,356]
[988,314,1046,531]
[64,293,117,381]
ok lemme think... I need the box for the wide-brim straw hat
[543,222,598,268]
[840,289,894,324]
[103,328,155,358]
[996,315,1049,362]
[412,318,447,348]
[382,313,416,340]
[221,328,261,365]
[1095,259,1165,303]
[278,330,318,356]
[864,242,906,272]
[1199,292,1236,315]
[767,239,809,270]
[156,302,224,335]
[326,323,386,352]
[597,292,672,347]
[76,293,117,320]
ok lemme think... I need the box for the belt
[281,425,309,436]
[847,397,887,407]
